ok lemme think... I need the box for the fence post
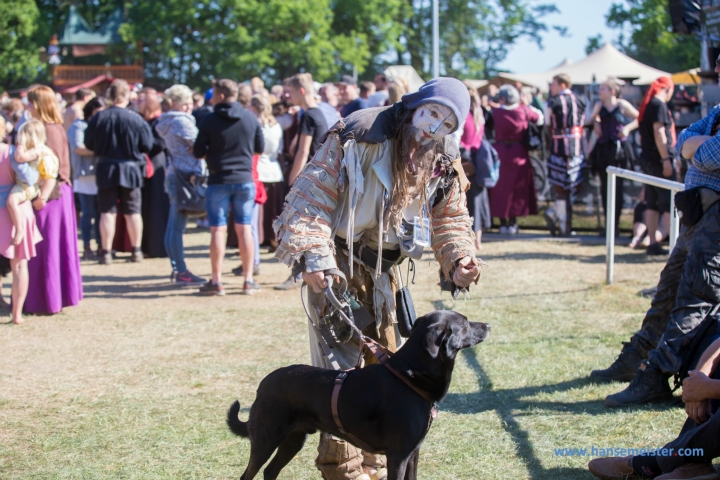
[606,171,616,285]
[669,190,679,252]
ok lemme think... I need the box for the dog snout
[470,322,490,344]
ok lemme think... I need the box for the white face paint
[411,103,457,144]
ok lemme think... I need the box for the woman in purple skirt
[23,85,83,314]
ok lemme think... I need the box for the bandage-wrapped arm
[430,177,477,283]
[273,134,344,273]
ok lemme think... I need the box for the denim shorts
[205,182,256,226]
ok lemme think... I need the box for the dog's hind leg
[403,449,419,480]
[385,453,409,480]
[262,431,307,479]
[240,440,281,480]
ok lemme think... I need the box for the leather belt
[334,236,403,273]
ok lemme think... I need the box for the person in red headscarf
[637,76,675,256]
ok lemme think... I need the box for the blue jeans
[77,193,100,247]
[164,174,189,273]
[205,182,256,227]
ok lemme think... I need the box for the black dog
[226,310,490,480]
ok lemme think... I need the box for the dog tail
[226,400,249,438]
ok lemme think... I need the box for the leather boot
[656,463,720,479]
[591,343,645,383]
[316,432,365,480]
[588,456,641,479]
[605,362,673,407]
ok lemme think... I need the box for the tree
[589,0,699,73]
[400,0,565,80]
[10,0,564,89]
[0,0,41,90]
[330,0,408,77]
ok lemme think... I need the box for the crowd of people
[0,71,413,321]
[4,64,720,479]
[0,69,689,324]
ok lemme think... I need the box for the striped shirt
[677,105,720,190]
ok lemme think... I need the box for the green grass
[0,231,692,479]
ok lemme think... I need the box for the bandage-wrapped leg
[309,252,397,478]
[316,432,365,480]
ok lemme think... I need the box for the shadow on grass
[479,251,654,265]
[442,348,677,479]
[81,274,185,299]
[432,286,597,306]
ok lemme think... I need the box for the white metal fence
[605,166,685,284]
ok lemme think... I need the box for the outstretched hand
[453,256,480,288]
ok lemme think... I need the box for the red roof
[58,74,114,94]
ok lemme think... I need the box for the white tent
[383,65,425,93]
[498,43,670,92]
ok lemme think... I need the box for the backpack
[474,139,500,188]
[522,106,543,151]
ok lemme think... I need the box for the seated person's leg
[591,223,694,384]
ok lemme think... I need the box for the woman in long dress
[23,85,82,314]
[489,85,543,234]
[138,88,170,257]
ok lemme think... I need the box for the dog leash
[310,269,438,451]
[331,337,439,453]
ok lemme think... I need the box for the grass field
[0,228,691,479]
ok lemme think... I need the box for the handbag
[170,155,208,217]
[396,259,418,338]
[522,106,543,151]
[474,140,500,188]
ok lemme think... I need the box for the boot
[316,432,365,480]
[588,456,641,479]
[605,361,673,407]
[544,207,558,237]
[656,463,720,479]
[590,343,645,383]
[556,199,569,237]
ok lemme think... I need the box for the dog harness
[330,338,438,453]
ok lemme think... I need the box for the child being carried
[7,119,59,246]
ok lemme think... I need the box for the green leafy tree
[401,0,565,79]
[330,0,409,77]
[590,0,699,73]
[0,0,41,90]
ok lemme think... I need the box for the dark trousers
[657,367,720,472]
[629,223,695,357]
[630,203,720,375]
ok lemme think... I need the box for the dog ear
[444,327,463,359]
[422,323,447,358]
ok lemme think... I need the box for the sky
[498,0,619,74]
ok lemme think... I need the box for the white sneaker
[508,225,519,235]
[499,226,509,235]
